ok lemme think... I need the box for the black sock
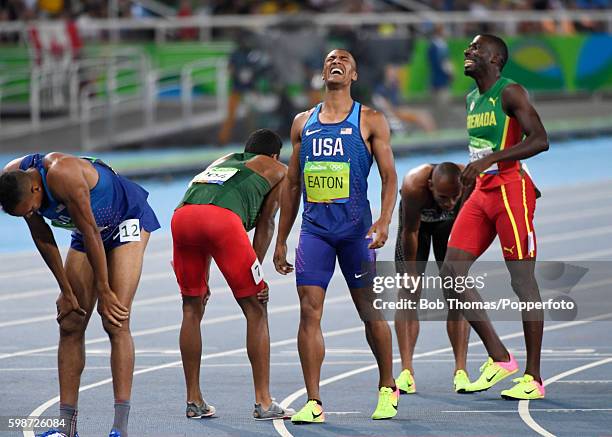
[59,404,78,437]
[112,400,130,437]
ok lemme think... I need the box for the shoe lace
[378,388,392,409]
[511,375,532,384]
[479,357,493,373]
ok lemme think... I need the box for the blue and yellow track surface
[1,136,612,436]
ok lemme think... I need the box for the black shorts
[394,200,455,275]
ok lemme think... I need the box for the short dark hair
[432,162,462,184]
[481,34,509,70]
[244,129,283,156]
[0,170,30,214]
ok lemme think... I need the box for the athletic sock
[59,404,78,437]
[112,400,130,436]
[308,398,322,406]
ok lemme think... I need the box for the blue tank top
[19,154,150,241]
[299,101,373,237]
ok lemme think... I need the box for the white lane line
[4,224,612,306]
[272,312,612,437]
[556,380,612,383]
[22,324,368,437]
[444,408,612,413]
[0,177,610,263]
[0,280,349,361]
[2,199,608,286]
[539,188,612,208]
[0,273,291,329]
[518,357,612,437]
[5,356,609,368]
[538,224,612,244]
[0,224,303,283]
[536,205,612,225]
[0,226,304,302]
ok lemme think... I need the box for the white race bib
[468,145,498,174]
[117,218,141,242]
[191,167,239,185]
[251,259,264,284]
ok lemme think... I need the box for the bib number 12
[118,219,141,242]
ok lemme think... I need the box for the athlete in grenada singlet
[441,34,549,400]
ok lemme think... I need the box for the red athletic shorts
[171,204,266,299]
[448,174,537,260]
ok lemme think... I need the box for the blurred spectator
[427,24,454,125]
[177,0,198,40]
[217,31,272,145]
[38,0,64,17]
[427,24,453,106]
[372,64,436,134]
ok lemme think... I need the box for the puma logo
[503,246,515,255]
[489,97,498,106]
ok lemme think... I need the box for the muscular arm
[47,161,110,291]
[25,213,74,298]
[273,112,307,274]
[462,84,548,184]
[494,84,549,162]
[367,110,398,249]
[46,159,128,325]
[400,187,426,266]
[253,173,285,263]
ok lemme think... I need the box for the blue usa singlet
[299,101,373,237]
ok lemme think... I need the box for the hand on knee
[59,312,88,337]
[102,317,130,338]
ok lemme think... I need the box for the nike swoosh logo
[305,128,322,136]
[312,411,323,419]
[524,388,536,394]
[486,370,500,383]
[354,272,369,279]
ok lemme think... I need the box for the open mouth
[330,67,344,76]
[464,59,475,68]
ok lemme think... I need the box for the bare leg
[237,294,272,408]
[180,294,207,404]
[506,259,543,382]
[440,247,509,362]
[58,249,98,437]
[297,285,326,401]
[351,287,395,388]
[446,316,470,373]
[103,231,150,402]
[394,288,420,374]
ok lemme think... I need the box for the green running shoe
[454,369,471,393]
[501,374,545,400]
[291,400,324,424]
[463,353,519,393]
[395,369,416,394]
[371,387,399,420]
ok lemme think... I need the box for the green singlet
[178,153,271,231]
[466,76,523,187]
